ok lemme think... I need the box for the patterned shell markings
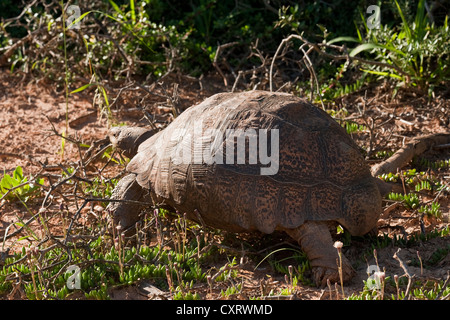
[127,91,377,234]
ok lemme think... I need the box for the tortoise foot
[284,221,356,287]
[311,256,355,287]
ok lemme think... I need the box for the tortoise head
[338,177,384,236]
[108,126,155,158]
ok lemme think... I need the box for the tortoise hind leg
[284,221,355,287]
[107,173,149,232]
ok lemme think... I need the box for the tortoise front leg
[107,173,149,232]
[284,221,355,287]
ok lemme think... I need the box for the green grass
[378,168,446,219]
[0,221,209,299]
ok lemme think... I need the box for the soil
[0,69,449,300]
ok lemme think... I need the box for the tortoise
[107,90,388,286]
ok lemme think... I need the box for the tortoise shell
[127,91,381,235]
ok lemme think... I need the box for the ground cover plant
[329,0,450,95]
[0,0,449,300]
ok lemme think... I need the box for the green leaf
[65,11,92,31]
[130,0,136,24]
[327,36,361,45]
[354,21,363,42]
[70,83,94,94]
[394,0,412,41]
[13,166,23,181]
[359,9,370,34]
[17,234,34,242]
[100,86,109,106]
[414,0,427,41]
[360,69,403,80]
[350,42,406,57]
[108,0,124,16]
[1,174,15,190]
[47,20,54,32]
[349,43,382,56]
[61,129,66,158]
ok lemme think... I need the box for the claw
[311,257,355,287]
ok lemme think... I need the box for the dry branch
[0,28,47,67]
[213,42,239,87]
[393,248,414,300]
[371,133,450,176]
[435,271,450,300]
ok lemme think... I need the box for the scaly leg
[284,221,355,287]
[107,173,148,232]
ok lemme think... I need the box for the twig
[435,271,450,300]
[393,248,414,300]
[210,264,240,282]
[157,82,180,118]
[270,33,411,93]
[93,17,133,79]
[231,65,267,92]
[262,0,279,15]
[300,45,325,109]
[107,82,136,109]
[0,27,47,67]
[213,42,239,87]
[260,294,297,300]
[270,34,296,92]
